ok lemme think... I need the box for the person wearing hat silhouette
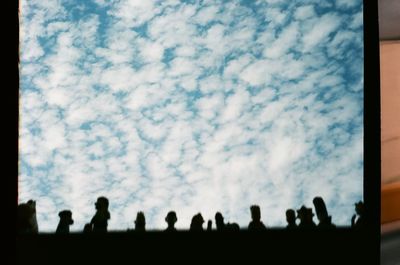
[165,211,178,232]
[248,205,267,231]
[351,201,366,228]
[312,197,336,229]
[297,205,316,228]
[135,211,146,232]
[90,196,110,233]
[285,209,297,229]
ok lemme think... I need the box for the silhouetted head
[286,209,296,224]
[18,202,34,221]
[24,200,37,215]
[27,200,36,207]
[17,200,38,234]
[135,211,146,231]
[190,213,204,231]
[313,197,329,221]
[165,211,177,227]
[297,205,314,223]
[215,212,224,229]
[58,210,74,225]
[95,197,109,211]
[207,220,212,231]
[355,201,364,215]
[250,205,261,221]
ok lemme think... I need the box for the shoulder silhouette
[351,201,366,228]
[312,197,336,229]
[56,210,74,234]
[190,213,204,231]
[226,222,240,231]
[17,200,39,234]
[285,209,297,229]
[90,197,110,233]
[135,211,146,232]
[215,212,240,231]
[248,205,267,231]
[296,205,316,229]
[165,211,178,232]
[83,223,92,233]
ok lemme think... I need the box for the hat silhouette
[296,205,314,217]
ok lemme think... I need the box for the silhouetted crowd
[17,196,366,234]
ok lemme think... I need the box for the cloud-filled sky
[19,0,363,232]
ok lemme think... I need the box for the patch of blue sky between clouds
[19,0,363,232]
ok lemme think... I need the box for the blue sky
[19,0,364,232]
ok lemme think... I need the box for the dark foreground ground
[16,228,378,264]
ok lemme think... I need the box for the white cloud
[100,65,137,91]
[42,122,67,151]
[140,41,165,62]
[109,0,159,27]
[196,93,224,120]
[139,118,170,141]
[175,45,197,57]
[21,38,45,61]
[169,58,196,77]
[219,89,250,123]
[267,136,306,174]
[264,22,300,59]
[198,75,224,94]
[193,5,220,25]
[294,5,315,20]
[302,13,342,52]
[336,0,360,9]
[265,7,288,26]
[224,54,253,78]
[349,10,363,29]
[93,0,113,7]
[239,60,272,86]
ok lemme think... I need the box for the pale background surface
[381,41,400,185]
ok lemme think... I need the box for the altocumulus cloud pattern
[19,0,364,232]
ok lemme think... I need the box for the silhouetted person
[312,197,336,229]
[17,200,38,234]
[165,211,177,232]
[56,210,74,234]
[351,201,366,228]
[135,211,146,232]
[286,209,297,229]
[215,212,239,231]
[207,220,212,231]
[83,223,92,233]
[190,213,204,231]
[248,205,267,231]
[215,212,226,231]
[90,197,110,233]
[297,205,316,229]
[226,222,240,231]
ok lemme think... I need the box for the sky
[19,0,364,232]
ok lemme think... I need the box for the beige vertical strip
[381,40,400,223]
